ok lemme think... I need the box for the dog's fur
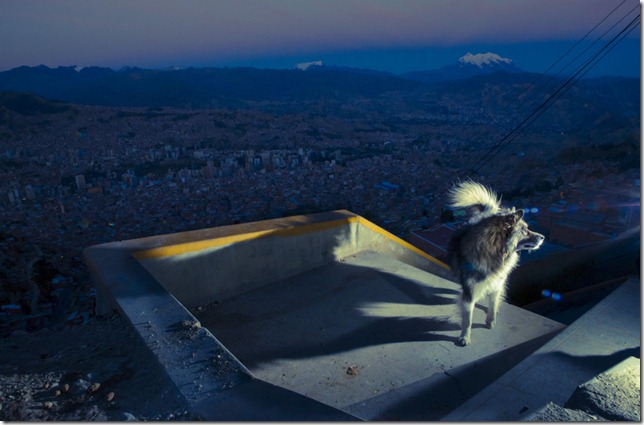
[447,181,544,346]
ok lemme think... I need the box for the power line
[468,2,638,173]
[487,1,634,131]
[553,3,640,81]
[467,2,633,173]
[472,1,640,172]
[472,13,640,173]
[533,0,628,84]
[471,11,640,173]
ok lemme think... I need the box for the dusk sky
[0,0,640,77]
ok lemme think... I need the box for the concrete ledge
[83,210,450,420]
[83,241,254,409]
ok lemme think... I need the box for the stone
[565,357,640,421]
[523,402,603,421]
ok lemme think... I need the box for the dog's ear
[504,213,517,228]
[515,209,524,220]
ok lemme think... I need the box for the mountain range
[0,53,638,117]
[0,64,419,109]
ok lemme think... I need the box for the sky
[0,0,640,77]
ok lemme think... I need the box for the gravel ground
[0,314,197,421]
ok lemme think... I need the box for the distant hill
[295,61,399,77]
[0,91,73,116]
[0,62,638,131]
[0,65,420,109]
[402,52,524,84]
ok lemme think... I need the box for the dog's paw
[457,336,471,346]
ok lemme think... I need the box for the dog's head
[504,209,545,253]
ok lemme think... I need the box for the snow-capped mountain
[458,52,513,68]
[402,52,523,83]
[295,60,323,71]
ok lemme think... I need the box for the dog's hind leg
[457,289,475,346]
[485,289,502,329]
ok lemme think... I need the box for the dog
[447,181,544,346]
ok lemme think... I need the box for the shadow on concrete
[366,333,560,421]
[549,346,641,374]
[197,258,467,369]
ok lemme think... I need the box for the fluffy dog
[447,181,544,346]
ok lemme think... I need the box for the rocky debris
[565,356,640,421]
[524,402,603,421]
[0,314,197,421]
[346,365,359,377]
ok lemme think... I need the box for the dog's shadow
[205,264,476,368]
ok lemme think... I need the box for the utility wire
[472,14,640,173]
[553,3,640,81]
[527,0,629,90]
[469,1,637,172]
[471,12,640,173]
[467,1,634,171]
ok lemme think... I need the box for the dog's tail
[449,180,501,223]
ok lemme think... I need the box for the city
[0,83,639,336]
[0,0,639,419]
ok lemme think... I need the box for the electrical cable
[472,13,640,173]
[468,2,638,172]
[467,2,634,173]
[470,8,640,173]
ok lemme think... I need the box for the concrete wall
[135,218,359,308]
[127,210,449,308]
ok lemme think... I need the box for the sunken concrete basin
[84,210,565,420]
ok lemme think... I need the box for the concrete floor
[196,250,565,420]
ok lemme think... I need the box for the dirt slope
[0,314,196,421]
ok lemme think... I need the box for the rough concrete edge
[83,246,250,389]
[525,357,641,422]
[191,377,361,421]
[441,276,639,421]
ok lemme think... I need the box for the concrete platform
[83,210,567,420]
[196,250,564,420]
[442,276,640,421]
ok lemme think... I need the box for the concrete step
[525,356,640,421]
[195,250,565,420]
[442,276,640,421]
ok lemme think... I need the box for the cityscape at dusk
[0,0,640,421]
